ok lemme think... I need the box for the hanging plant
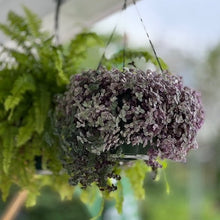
[55,67,204,191]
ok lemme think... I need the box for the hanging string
[122,33,127,70]
[54,0,62,45]
[132,0,163,73]
[122,0,127,70]
[97,24,118,70]
[97,0,127,71]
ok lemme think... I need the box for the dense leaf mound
[55,67,204,190]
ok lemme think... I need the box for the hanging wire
[132,0,163,73]
[122,0,127,70]
[97,24,118,70]
[97,0,127,71]
[54,0,63,45]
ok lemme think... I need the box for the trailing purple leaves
[55,67,204,191]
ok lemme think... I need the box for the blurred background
[0,0,220,219]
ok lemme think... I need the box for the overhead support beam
[43,0,140,42]
[0,0,140,44]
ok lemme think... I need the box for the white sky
[93,0,220,57]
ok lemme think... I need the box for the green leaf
[7,11,27,32]
[64,32,102,74]
[0,174,12,201]
[80,184,98,205]
[0,23,26,43]
[2,126,17,174]
[12,74,36,95]
[161,160,168,169]
[25,190,39,207]
[124,160,148,200]
[2,47,33,65]
[34,87,50,134]
[103,50,154,70]
[4,74,36,111]
[163,169,170,195]
[55,51,69,85]
[4,95,21,111]
[51,174,75,201]
[160,160,170,194]
[23,6,42,38]
[16,109,35,147]
[109,181,124,213]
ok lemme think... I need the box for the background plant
[0,7,104,206]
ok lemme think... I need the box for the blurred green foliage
[140,162,220,220]
[0,7,105,207]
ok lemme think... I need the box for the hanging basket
[54,67,204,191]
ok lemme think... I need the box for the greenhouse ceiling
[0,0,139,43]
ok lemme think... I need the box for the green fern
[4,95,21,111]
[2,47,35,66]
[0,172,11,201]
[16,108,35,147]
[4,74,35,112]
[23,6,42,38]
[1,126,17,174]
[55,50,69,85]
[0,11,29,45]
[0,23,26,45]
[102,49,167,71]
[33,87,50,134]
[64,32,103,74]
[0,8,66,200]
[11,74,36,95]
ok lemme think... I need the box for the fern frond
[0,106,6,120]
[2,47,34,65]
[0,70,15,102]
[34,87,50,134]
[55,50,69,85]
[4,74,36,111]
[64,32,102,74]
[0,172,12,201]
[0,122,7,135]
[7,11,29,34]
[23,6,42,38]
[11,74,36,95]
[102,50,153,69]
[0,11,28,45]
[4,95,21,111]
[2,126,17,174]
[69,33,102,53]
[0,23,27,44]
[16,108,35,147]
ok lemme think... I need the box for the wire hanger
[54,0,63,45]
[97,0,164,73]
[97,1,127,71]
[54,0,163,73]
[132,0,163,72]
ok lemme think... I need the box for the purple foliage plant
[55,67,204,191]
